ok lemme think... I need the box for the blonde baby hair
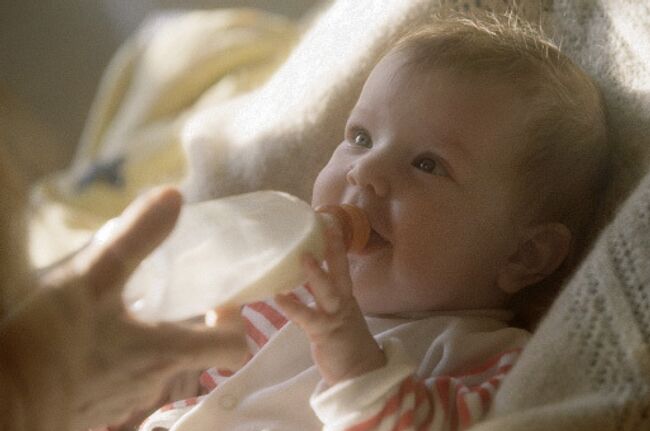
[391,12,611,326]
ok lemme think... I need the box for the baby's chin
[353,282,421,314]
[355,297,412,317]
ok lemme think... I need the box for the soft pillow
[180,0,553,203]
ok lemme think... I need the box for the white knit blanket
[477,169,650,430]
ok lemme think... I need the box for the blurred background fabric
[0,0,320,184]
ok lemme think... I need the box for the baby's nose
[346,157,390,197]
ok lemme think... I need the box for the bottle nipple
[316,204,371,253]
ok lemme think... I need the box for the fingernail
[92,216,123,246]
[123,186,182,225]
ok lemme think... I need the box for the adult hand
[0,187,247,431]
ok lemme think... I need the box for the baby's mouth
[358,228,391,255]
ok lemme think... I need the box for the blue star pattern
[76,157,126,191]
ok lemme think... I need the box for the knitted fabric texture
[472,169,650,431]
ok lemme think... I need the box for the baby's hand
[275,225,386,386]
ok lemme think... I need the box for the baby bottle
[119,190,370,323]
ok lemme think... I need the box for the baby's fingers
[275,292,324,329]
[323,224,354,298]
[302,254,341,314]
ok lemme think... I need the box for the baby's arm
[275,224,386,386]
[276,223,523,430]
[311,343,522,430]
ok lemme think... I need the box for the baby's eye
[352,130,372,148]
[412,155,448,176]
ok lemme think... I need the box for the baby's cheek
[315,185,350,214]
[312,169,337,206]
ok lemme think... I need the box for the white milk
[119,191,368,323]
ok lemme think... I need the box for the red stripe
[410,381,430,428]
[247,301,288,329]
[487,376,503,390]
[395,409,414,430]
[476,385,492,412]
[418,387,435,431]
[471,366,508,396]
[413,381,428,406]
[199,367,235,391]
[346,377,415,431]
[342,350,522,431]
[160,396,200,412]
[451,349,521,378]
[435,377,451,420]
[456,390,471,430]
[479,367,509,397]
[395,381,434,430]
[184,397,200,407]
[245,317,268,347]
[199,370,217,391]
[497,363,513,374]
[218,369,234,377]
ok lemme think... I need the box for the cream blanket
[30,0,650,429]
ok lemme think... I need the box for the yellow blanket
[29,8,298,267]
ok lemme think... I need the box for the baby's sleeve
[311,338,522,431]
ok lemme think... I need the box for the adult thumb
[86,186,182,295]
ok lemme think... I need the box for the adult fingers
[130,319,249,373]
[84,186,182,297]
[206,306,244,330]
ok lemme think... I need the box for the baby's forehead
[373,49,524,102]
[380,54,529,125]
[363,55,531,170]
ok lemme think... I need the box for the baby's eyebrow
[426,135,473,182]
[344,106,376,133]
[448,138,469,160]
[428,131,469,164]
[348,104,372,119]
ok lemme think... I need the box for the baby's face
[312,50,532,315]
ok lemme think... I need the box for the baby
[140,13,609,431]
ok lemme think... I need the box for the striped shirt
[141,286,529,431]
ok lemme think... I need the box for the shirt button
[219,394,238,410]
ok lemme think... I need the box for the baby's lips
[315,204,371,253]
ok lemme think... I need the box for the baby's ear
[497,223,572,294]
